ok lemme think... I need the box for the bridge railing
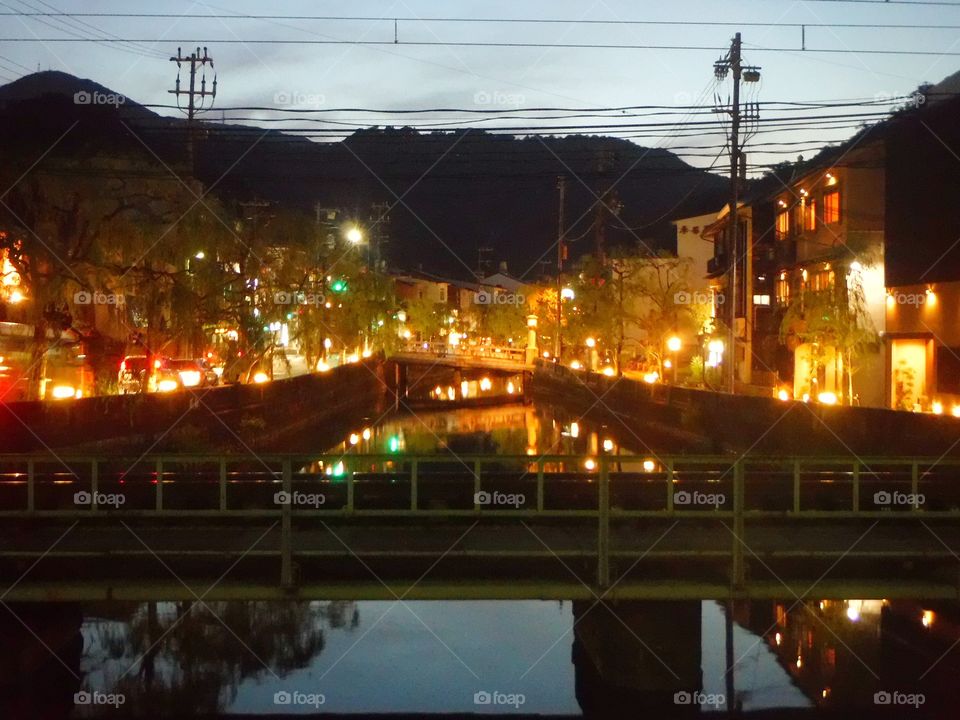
[2,453,960,589]
[396,341,528,364]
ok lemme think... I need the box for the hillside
[0,71,728,278]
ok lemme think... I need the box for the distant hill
[0,71,728,279]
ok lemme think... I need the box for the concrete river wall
[532,361,960,457]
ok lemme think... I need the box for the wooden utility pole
[555,175,567,359]
[714,33,760,393]
[169,46,217,176]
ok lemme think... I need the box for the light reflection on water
[324,403,656,465]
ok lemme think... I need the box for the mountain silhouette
[0,71,728,279]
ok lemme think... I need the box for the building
[698,71,960,409]
[881,79,960,412]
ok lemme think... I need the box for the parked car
[117,355,150,394]
[168,358,218,388]
[149,357,181,393]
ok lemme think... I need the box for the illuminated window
[823,190,840,224]
[805,200,817,231]
[807,268,835,292]
[776,210,791,241]
[776,276,791,305]
[753,294,771,306]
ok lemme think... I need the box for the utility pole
[714,33,760,393]
[169,46,217,176]
[555,175,567,359]
[370,202,391,270]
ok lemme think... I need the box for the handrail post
[27,459,34,512]
[90,460,99,513]
[536,459,544,512]
[852,461,860,512]
[346,459,354,513]
[473,460,482,510]
[666,460,675,511]
[911,461,920,510]
[732,459,745,588]
[155,459,163,511]
[792,459,801,514]
[597,455,610,588]
[219,457,227,511]
[410,459,418,511]
[281,459,293,587]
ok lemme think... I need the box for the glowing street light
[667,336,682,353]
[560,287,575,300]
[346,227,363,244]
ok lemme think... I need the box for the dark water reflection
[3,598,959,717]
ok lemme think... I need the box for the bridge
[2,453,960,602]
[391,342,531,372]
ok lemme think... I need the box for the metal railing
[2,453,959,589]
[396,342,528,365]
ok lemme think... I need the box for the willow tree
[780,266,879,405]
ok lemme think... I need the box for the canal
[2,402,957,718]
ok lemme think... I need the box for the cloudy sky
[1,0,958,171]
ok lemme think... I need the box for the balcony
[706,252,728,278]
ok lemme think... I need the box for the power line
[2,11,960,29]
[0,36,958,56]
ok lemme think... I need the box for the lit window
[823,190,840,224]
[805,200,817,231]
[776,276,791,305]
[776,210,791,240]
[753,294,771,306]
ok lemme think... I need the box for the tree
[0,155,222,396]
[780,263,879,405]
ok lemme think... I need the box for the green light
[331,280,347,293]
[388,436,400,453]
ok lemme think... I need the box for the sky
[1,0,959,172]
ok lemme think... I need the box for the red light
[120,360,126,371]
[153,359,161,369]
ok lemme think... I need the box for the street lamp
[555,286,575,361]
[346,227,363,244]
[666,335,681,384]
